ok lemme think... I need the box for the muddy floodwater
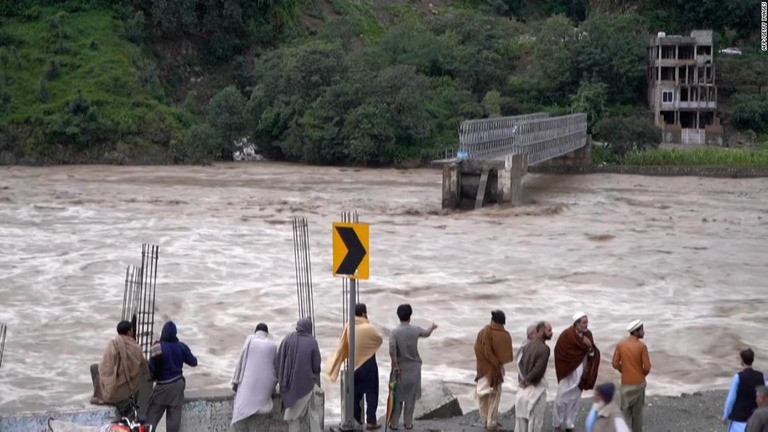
[0,163,767,422]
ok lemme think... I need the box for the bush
[205,85,248,160]
[732,94,768,134]
[620,147,768,167]
[593,116,660,156]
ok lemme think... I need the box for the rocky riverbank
[398,390,728,432]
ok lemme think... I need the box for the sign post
[333,222,370,431]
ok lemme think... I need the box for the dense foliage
[0,0,765,165]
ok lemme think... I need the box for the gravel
[392,390,728,432]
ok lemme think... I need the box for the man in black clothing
[723,348,765,430]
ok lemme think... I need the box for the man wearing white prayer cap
[612,319,652,432]
[553,312,600,432]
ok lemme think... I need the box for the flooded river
[0,163,767,421]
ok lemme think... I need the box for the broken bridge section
[441,112,589,210]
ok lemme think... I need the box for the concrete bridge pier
[441,153,528,210]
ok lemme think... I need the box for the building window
[662,91,674,103]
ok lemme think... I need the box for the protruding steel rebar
[0,322,7,370]
[292,217,315,336]
[121,244,159,360]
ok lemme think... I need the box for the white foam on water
[0,164,767,422]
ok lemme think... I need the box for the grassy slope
[1,8,183,160]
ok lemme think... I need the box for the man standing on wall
[515,321,552,432]
[612,319,652,432]
[553,312,601,432]
[327,303,384,430]
[474,310,514,431]
[231,323,278,432]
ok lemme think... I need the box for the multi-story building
[647,29,722,145]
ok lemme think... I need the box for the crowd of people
[88,307,768,432]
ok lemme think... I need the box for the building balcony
[662,101,717,109]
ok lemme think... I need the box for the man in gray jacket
[515,321,553,432]
[747,385,768,432]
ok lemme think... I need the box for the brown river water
[0,162,767,422]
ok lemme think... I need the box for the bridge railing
[510,113,587,165]
[457,113,551,159]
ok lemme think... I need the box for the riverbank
[404,389,727,432]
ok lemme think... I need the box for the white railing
[681,129,705,145]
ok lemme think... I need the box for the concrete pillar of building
[441,161,460,210]
[499,153,526,207]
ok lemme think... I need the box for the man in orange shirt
[611,319,652,432]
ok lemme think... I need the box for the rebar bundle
[0,322,7,370]
[340,210,360,326]
[121,244,159,360]
[292,217,315,336]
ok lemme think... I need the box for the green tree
[572,14,648,105]
[205,86,248,160]
[248,41,351,159]
[530,15,578,105]
[732,94,768,133]
[569,80,607,130]
[482,90,502,118]
[593,116,660,156]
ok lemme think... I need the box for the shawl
[474,323,514,387]
[100,334,148,403]
[554,325,601,390]
[274,318,321,408]
[327,316,383,382]
[231,330,277,424]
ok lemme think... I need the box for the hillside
[0,0,766,166]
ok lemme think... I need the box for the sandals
[404,425,414,430]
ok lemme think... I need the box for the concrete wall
[0,390,324,432]
[537,141,592,168]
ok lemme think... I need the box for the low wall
[0,389,324,432]
[528,165,768,178]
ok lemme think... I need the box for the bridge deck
[438,112,588,166]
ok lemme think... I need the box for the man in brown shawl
[90,320,149,417]
[553,312,601,432]
[474,310,514,431]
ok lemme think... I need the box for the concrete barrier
[0,389,325,432]
[414,384,463,420]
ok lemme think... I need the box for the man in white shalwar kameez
[231,323,278,432]
[553,312,601,432]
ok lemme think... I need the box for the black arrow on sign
[335,226,367,275]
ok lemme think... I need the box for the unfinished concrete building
[647,29,723,145]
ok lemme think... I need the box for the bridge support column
[498,153,527,207]
[442,161,460,209]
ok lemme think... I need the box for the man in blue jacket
[145,321,198,432]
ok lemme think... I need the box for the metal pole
[341,277,358,431]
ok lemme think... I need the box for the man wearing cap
[553,312,601,432]
[586,382,630,432]
[612,320,652,432]
[474,310,514,431]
